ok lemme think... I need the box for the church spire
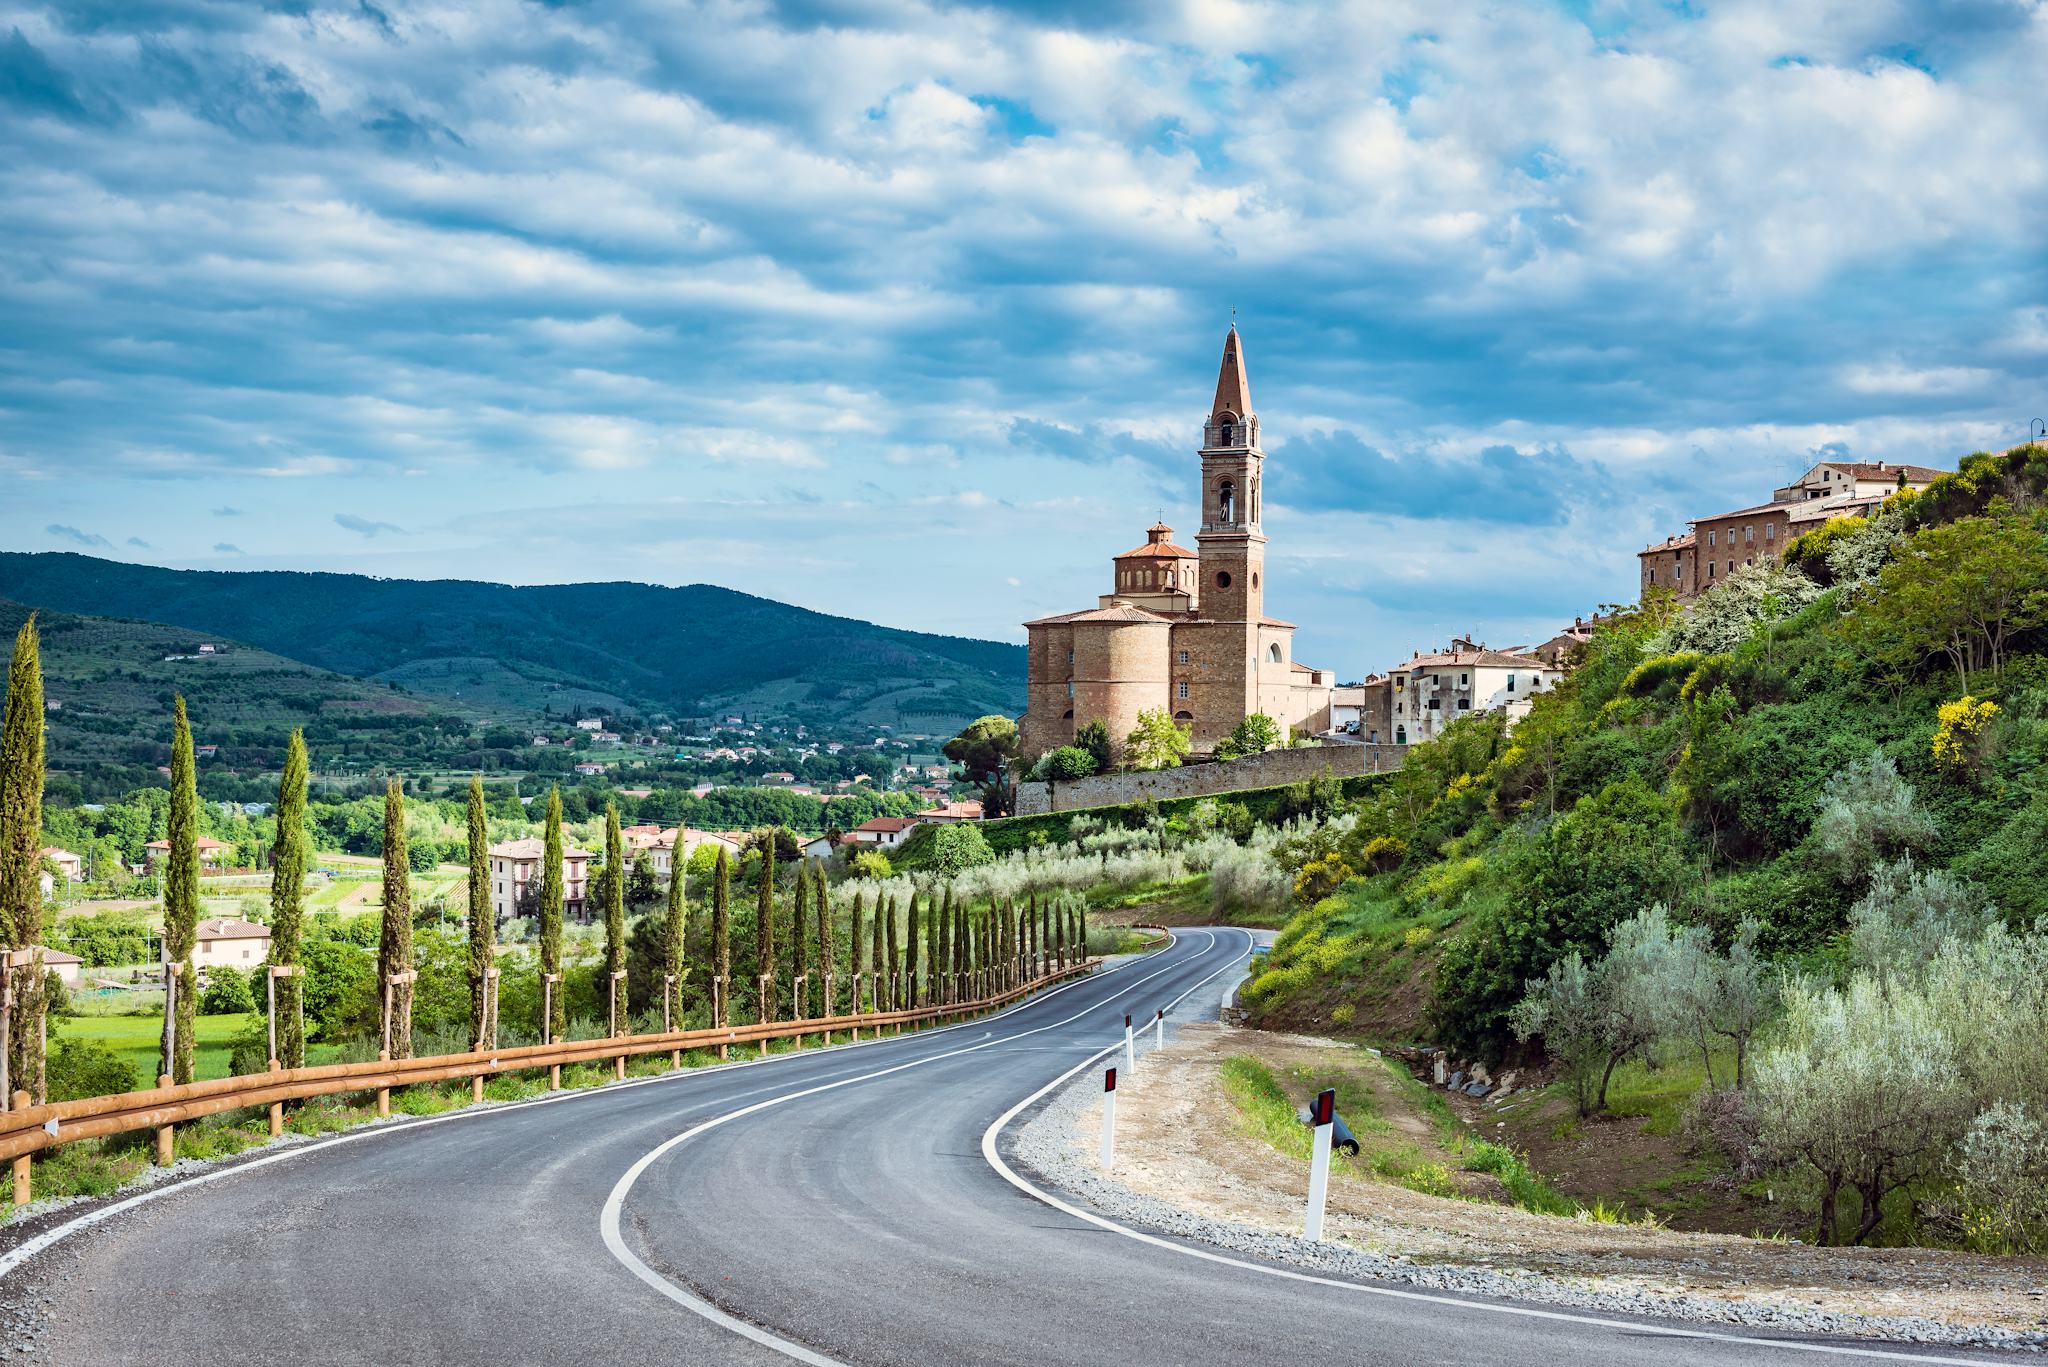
[1210,324,1252,421]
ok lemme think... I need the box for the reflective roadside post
[1305,1087,1336,1241]
[1155,1008,1165,1050]
[1124,1013,1135,1075]
[1101,1066,1118,1170]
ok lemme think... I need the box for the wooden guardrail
[0,958,1098,1204]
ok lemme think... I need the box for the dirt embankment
[1082,1022,2048,1335]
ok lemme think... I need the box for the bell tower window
[1218,479,1235,524]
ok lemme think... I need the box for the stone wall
[1013,741,1406,815]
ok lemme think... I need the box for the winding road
[0,929,2016,1365]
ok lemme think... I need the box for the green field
[55,1012,339,1085]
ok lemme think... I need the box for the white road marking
[979,928,2008,1367]
[598,929,1230,1364]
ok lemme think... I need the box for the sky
[3,0,2045,680]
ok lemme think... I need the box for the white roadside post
[1304,1087,1336,1242]
[1100,1066,1118,1170]
[1123,1013,1135,1075]
[1154,1008,1164,1050]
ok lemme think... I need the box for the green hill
[0,598,511,797]
[0,554,1024,732]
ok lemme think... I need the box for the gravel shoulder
[1012,1018,2048,1351]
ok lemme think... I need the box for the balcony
[1202,417,1259,449]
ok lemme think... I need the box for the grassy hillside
[1243,442,2048,1057]
[0,553,1024,731]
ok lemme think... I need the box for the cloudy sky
[4,0,2044,678]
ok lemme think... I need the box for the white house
[1385,638,1563,746]
[848,816,921,848]
[193,918,272,970]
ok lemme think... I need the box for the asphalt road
[0,929,2018,1366]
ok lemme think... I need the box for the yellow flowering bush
[1932,696,1999,770]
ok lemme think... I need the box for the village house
[1639,458,1945,604]
[194,918,272,971]
[847,816,921,848]
[1021,327,1334,760]
[41,846,83,882]
[144,836,232,872]
[1382,639,1563,746]
[647,827,744,879]
[487,838,594,924]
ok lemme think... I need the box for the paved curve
[0,930,2015,1366]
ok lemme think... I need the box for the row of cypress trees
[8,663,1093,1101]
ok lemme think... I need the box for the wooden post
[712,976,727,1060]
[155,1073,174,1165]
[267,1058,283,1138]
[664,974,679,1069]
[542,972,561,1087]
[10,1090,28,1206]
[611,969,629,1080]
[376,1049,391,1118]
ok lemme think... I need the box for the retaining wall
[1013,742,1405,815]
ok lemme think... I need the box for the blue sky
[4,0,2045,680]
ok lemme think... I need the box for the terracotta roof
[1289,661,1320,674]
[30,947,81,965]
[1397,648,1549,671]
[488,838,595,860]
[1817,461,1945,481]
[196,918,269,942]
[1211,325,1252,420]
[1112,541,1196,560]
[853,816,921,834]
[1640,531,1696,553]
[1025,604,1176,627]
[146,837,232,851]
[1259,616,1296,629]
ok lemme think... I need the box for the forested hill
[0,553,1024,726]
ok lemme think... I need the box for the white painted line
[598,929,1236,1363]
[0,949,1138,1283]
[978,929,2007,1367]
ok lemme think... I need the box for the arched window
[1396,725,1407,745]
[1061,709,1074,719]
[1250,479,1259,523]
[1266,643,1283,664]
[1218,479,1235,524]
[1173,710,1194,721]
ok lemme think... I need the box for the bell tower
[1195,325,1265,628]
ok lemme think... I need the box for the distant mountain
[0,553,1025,732]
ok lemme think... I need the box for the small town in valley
[4,5,2048,1364]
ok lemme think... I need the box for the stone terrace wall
[1013,742,1405,815]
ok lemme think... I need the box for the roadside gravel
[1010,1018,2048,1352]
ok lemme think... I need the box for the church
[1019,327,1335,763]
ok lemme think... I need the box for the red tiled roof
[1112,541,1196,560]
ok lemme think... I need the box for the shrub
[1359,835,1406,873]
[1953,1101,2048,1254]
[200,966,257,1016]
[850,850,893,880]
[47,1037,138,1101]
[926,822,996,877]
[1041,745,1098,780]
[1210,844,1291,918]
[1808,749,1936,880]
[1292,855,1354,907]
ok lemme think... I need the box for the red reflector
[1314,1088,1335,1126]
[1105,1067,1118,1092]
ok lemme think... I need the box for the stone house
[487,837,594,924]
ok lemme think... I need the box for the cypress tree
[161,696,199,1085]
[662,832,686,1028]
[904,893,923,1006]
[791,858,809,1018]
[271,731,310,1068]
[1,617,46,1100]
[380,780,415,1059]
[1026,890,1038,977]
[886,894,902,1009]
[711,846,732,1027]
[850,890,868,1012]
[464,774,492,1052]
[539,788,565,1041]
[812,863,830,1016]
[603,802,625,1035]
[756,830,777,1022]
[935,886,952,1002]
[870,896,888,1010]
